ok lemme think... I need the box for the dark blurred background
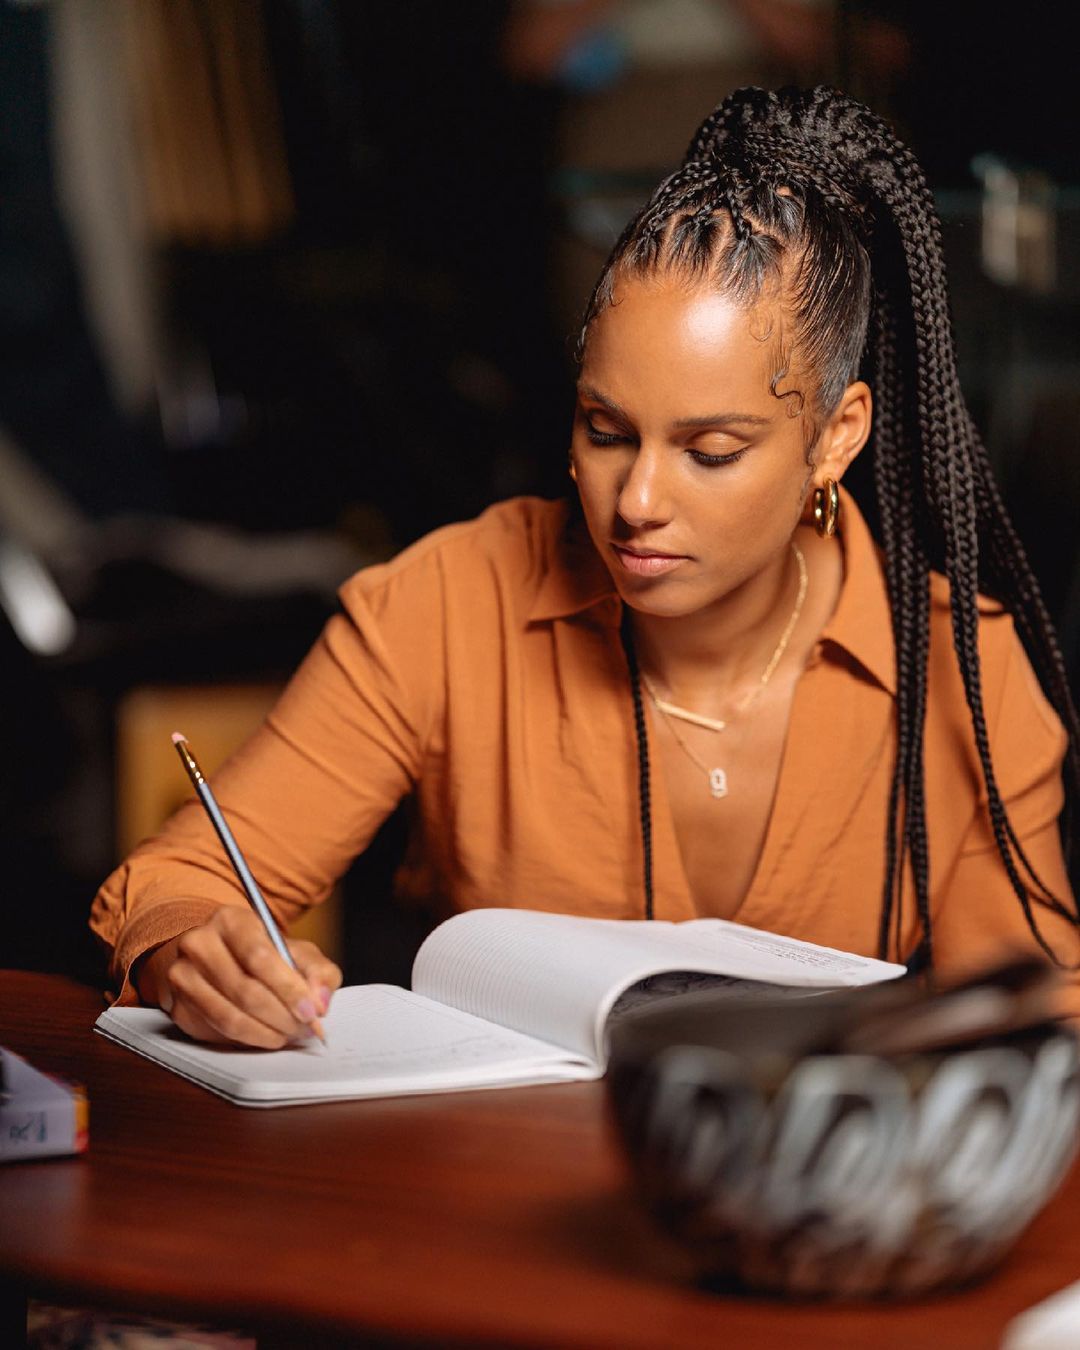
[2,0,1077,986]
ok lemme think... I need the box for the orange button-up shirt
[91,490,1079,1010]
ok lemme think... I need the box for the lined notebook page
[96,985,594,1104]
[677,920,904,984]
[412,912,700,1060]
[413,910,904,1064]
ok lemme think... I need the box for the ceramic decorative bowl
[606,962,1080,1298]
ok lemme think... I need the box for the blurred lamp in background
[0,534,76,657]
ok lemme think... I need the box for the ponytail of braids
[582,86,1080,965]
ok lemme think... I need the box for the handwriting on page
[328,1032,535,1072]
[686,924,870,972]
[726,935,863,969]
[229,985,573,1087]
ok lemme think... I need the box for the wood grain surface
[1,970,1077,1348]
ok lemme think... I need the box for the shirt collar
[527,500,618,623]
[527,488,897,695]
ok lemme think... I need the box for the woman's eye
[688,447,747,468]
[583,421,625,446]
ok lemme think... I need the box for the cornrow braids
[582,86,1080,966]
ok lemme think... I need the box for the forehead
[580,277,785,411]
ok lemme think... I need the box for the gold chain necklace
[642,541,808,799]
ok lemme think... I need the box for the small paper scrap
[1,1046,88,1162]
[1002,1280,1080,1350]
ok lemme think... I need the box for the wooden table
[2,971,1078,1349]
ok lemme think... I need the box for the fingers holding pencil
[193,910,339,1046]
[166,731,340,1048]
[132,732,338,1048]
[139,907,342,1049]
[286,937,342,1025]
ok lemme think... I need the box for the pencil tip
[171,731,187,744]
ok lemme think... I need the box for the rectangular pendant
[709,768,728,799]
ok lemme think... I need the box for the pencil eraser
[171,732,186,744]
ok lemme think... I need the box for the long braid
[867,138,961,967]
[868,290,908,955]
[620,608,655,920]
[973,442,1080,882]
[580,85,1080,965]
[870,283,933,963]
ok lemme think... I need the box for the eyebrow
[672,411,772,430]
[577,384,772,430]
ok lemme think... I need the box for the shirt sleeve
[89,552,448,1004]
[929,622,1080,1019]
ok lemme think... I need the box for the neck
[630,538,803,706]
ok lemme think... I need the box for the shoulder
[338,496,571,616]
[926,568,1019,683]
[926,570,1064,748]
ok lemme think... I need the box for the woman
[91,86,1080,1047]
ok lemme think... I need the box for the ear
[812,380,872,487]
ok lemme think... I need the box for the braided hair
[578,86,1080,966]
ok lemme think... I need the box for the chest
[649,679,796,918]
[426,620,927,953]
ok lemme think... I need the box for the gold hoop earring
[813,478,840,538]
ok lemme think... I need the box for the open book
[94,908,905,1107]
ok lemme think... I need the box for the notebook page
[412,910,905,1065]
[411,909,773,1062]
[673,920,906,986]
[95,985,596,1105]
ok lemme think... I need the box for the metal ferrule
[173,738,206,786]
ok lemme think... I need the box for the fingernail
[317,984,332,1015]
[294,997,317,1022]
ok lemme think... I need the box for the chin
[616,581,706,621]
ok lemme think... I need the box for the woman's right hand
[135,906,342,1049]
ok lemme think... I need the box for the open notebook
[94,908,905,1107]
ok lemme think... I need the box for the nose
[615,446,673,531]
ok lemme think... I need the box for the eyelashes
[583,422,747,468]
[688,447,748,468]
[583,426,623,447]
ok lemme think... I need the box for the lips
[612,544,689,577]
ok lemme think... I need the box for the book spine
[0,1083,88,1161]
